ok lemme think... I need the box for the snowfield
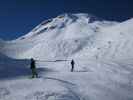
[0,13,133,100]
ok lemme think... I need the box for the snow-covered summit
[17,13,117,40]
[0,13,132,61]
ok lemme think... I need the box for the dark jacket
[71,60,75,65]
[30,60,35,69]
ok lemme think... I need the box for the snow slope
[0,57,133,100]
[0,13,133,100]
[2,15,133,62]
[0,13,118,60]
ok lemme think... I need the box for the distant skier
[71,59,75,72]
[30,58,38,78]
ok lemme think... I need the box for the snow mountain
[0,13,133,100]
[0,13,119,60]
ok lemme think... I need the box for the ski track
[41,76,85,100]
[24,77,85,100]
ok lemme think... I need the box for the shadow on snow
[0,58,48,80]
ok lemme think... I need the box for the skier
[71,59,75,72]
[30,58,38,78]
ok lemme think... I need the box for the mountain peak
[19,13,112,40]
[57,13,102,22]
[0,13,132,61]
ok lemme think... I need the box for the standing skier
[30,58,38,78]
[71,59,75,72]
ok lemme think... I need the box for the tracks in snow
[40,76,88,100]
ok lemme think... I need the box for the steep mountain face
[1,13,133,61]
[17,13,116,40]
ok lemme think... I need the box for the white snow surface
[0,13,133,100]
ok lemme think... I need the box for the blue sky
[0,0,133,40]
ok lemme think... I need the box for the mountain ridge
[0,13,132,61]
